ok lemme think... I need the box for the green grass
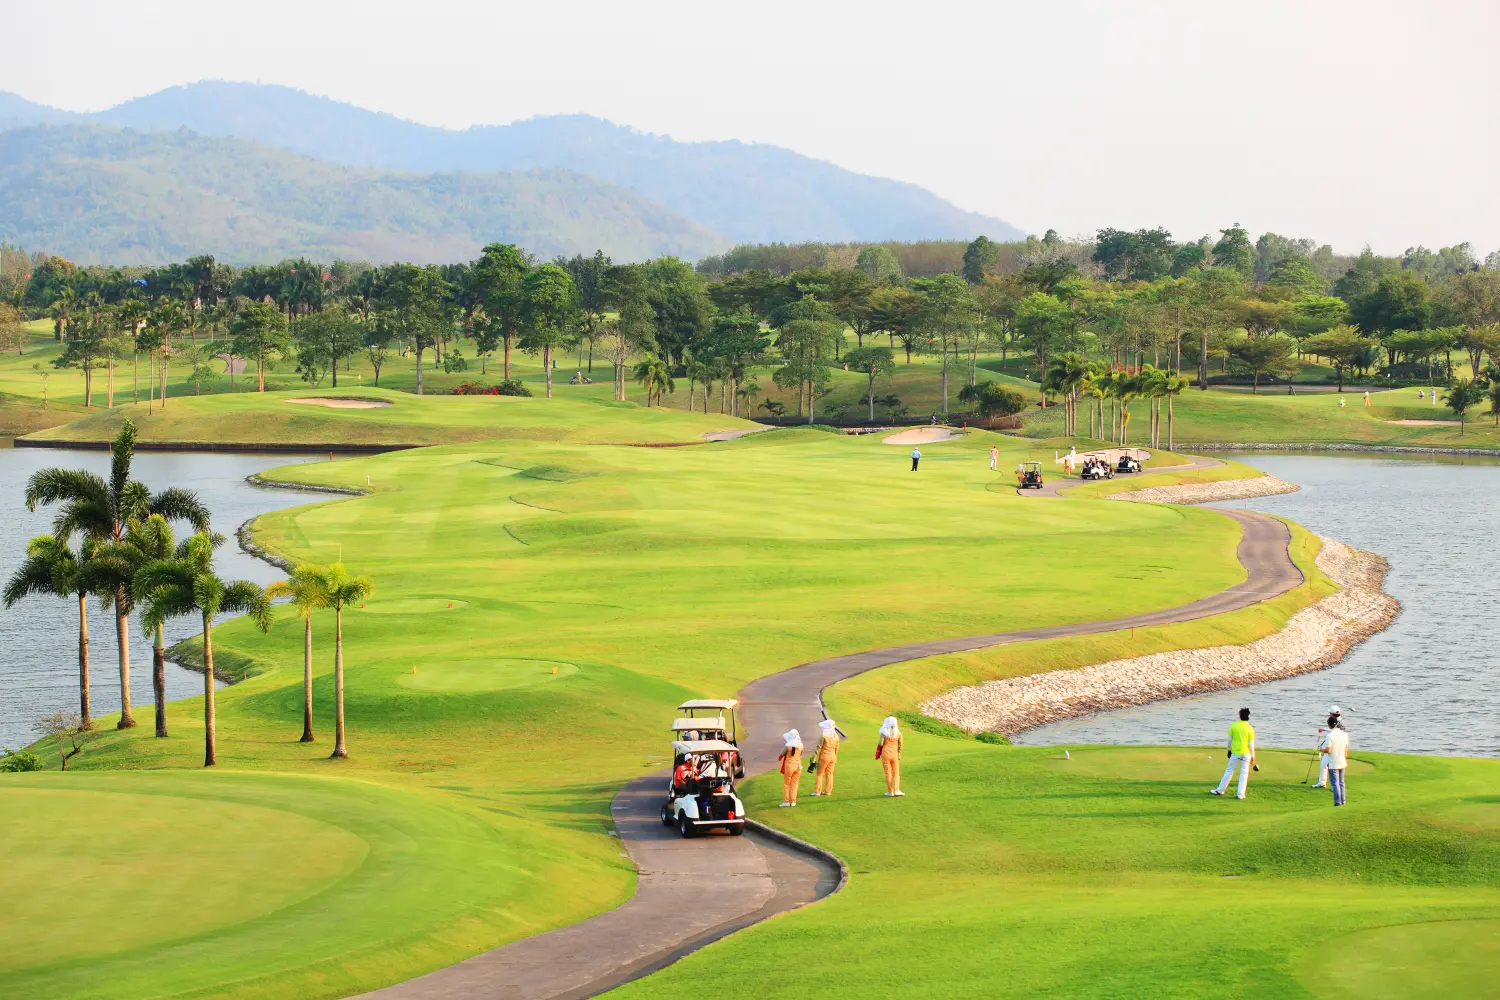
[611,736,1500,1000]
[1,424,1248,998]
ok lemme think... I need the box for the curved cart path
[353,457,1301,1000]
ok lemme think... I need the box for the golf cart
[661,739,746,837]
[1079,457,1112,481]
[678,698,744,777]
[1115,453,1143,474]
[1018,461,1044,489]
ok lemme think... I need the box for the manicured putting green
[1300,919,1500,999]
[397,658,577,692]
[0,784,365,972]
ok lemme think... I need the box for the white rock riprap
[1109,474,1300,504]
[921,538,1399,737]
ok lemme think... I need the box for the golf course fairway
[3,392,1496,999]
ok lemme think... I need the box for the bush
[975,731,1010,746]
[0,746,45,772]
[958,381,1027,418]
[448,379,533,397]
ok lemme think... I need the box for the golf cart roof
[1024,460,1043,468]
[678,698,738,711]
[670,717,727,732]
[672,739,739,754]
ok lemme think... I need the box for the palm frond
[109,420,138,504]
[222,580,274,633]
[25,468,109,514]
[52,496,116,543]
[118,481,152,524]
[149,488,212,532]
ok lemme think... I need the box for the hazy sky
[4,0,1497,256]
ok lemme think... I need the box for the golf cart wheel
[677,813,696,839]
[660,804,673,827]
[729,823,745,836]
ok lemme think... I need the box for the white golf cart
[678,698,744,777]
[661,739,747,838]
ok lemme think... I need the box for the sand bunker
[883,427,961,445]
[286,397,392,409]
[1386,419,1459,426]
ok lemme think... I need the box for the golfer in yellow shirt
[1211,708,1256,800]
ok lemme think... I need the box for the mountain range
[0,81,1022,264]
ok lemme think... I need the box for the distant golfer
[989,445,999,471]
[1212,708,1256,800]
[1363,391,1370,407]
[1320,712,1350,806]
[911,447,921,471]
[1338,395,1345,408]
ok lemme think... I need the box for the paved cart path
[353,458,1301,1000]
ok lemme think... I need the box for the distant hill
[13,81,1022,246]
[0,125,730,265]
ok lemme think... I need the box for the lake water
[1018,453,1500,757]
[0,444,325,749]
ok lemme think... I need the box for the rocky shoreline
[1109,474,1300,504]
[922,537,1399,738]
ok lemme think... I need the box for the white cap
[1329,705,1341,715]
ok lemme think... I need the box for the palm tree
[1163,374,1188,451]
[4,535,96,728]
[265,565,331,743]
[25,420,210,729]
[319,563,375,759]
[1487,379,1500,427]
[119,515,177,737]
[1043,352,1088,436]
[633,354,674,407]
[1115,373,1142,446]
[136,532,272,767]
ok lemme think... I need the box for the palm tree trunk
[115,588,135,728]
[160,352,168,409]
[107,360,115,408]
[133,352,139,404]
[153,622,168,738]
[415,346,424,395]
[77,594,92,729]
[504,335,512,381]
[544,346,553,398]
[202,616,216,767]
[331,604,347,758]
[301,615,315,742]
[1167,396,1175,451]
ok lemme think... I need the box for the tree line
[4,226,1500,422]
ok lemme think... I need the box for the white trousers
[1216,754,1252,798]
[1316,753,1330,787]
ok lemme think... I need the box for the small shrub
[975,731,1009,746]
[0,747,44,772]
[496,379,532,397]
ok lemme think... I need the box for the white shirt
[911,449,921,459]
[1320,728,1349,769]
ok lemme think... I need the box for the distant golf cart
[678,698,744,777]
[1018,461,1045,489]
[661,739,747,837]
[1079,458,1112,481]
[1115,453,1143,474]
